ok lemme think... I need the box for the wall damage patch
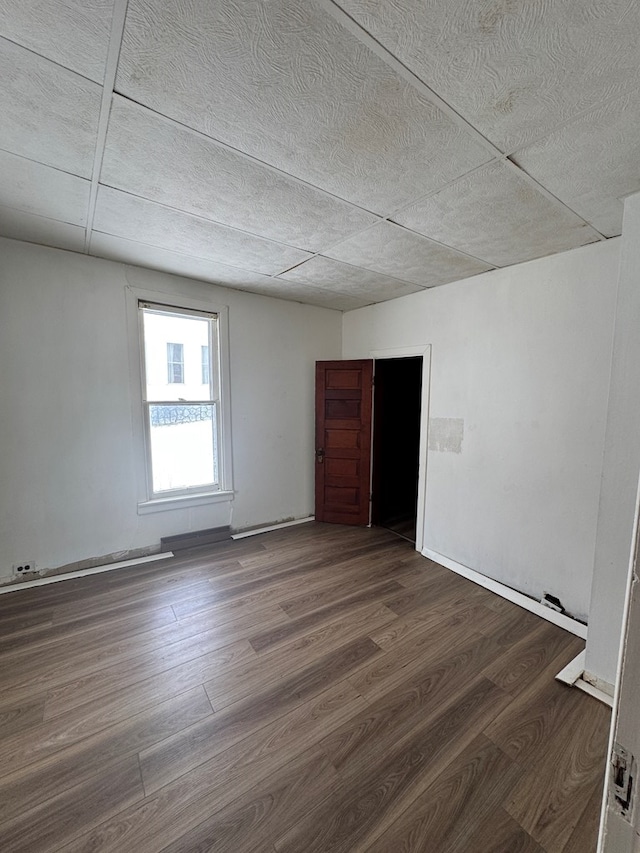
[428,418,464,453]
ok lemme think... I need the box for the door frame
[370,345,431,553]
[598,469,640,851]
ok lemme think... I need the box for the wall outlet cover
[12,561,38,577]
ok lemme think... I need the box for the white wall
[587,193,640,689]
[0,238,341,581]
[343,239,619,622]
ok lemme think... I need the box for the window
[201,345,210,385]
[167,342,184,384]
[140,302,221,497]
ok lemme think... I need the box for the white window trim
[125,286,234,515]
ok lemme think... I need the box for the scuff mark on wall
[428,417,464,453]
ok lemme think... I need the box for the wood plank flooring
[0,523,610,852]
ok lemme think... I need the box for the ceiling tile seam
[116,257,358,310]
[216,281,371,307]
[309,212,499,269]
[276,272,427,298]
[319,0,610,242]
[83,0,130,254]
[503,158,607,241]
[378,152,603,243]
[376,159,504,223]
[274,253,428,290]
[96,182,322,256]
[89,226,294,281]
[274,204,500,272]
[110,93,386,222]
[0,33,103,87]
[0,201,86,230]
[0,145,92,183]
[382,221,501,268]
[111,93,510,239]
[504,84,640,162]
[92,234,372,305]
[317,0,504,160]
[275,258,313,277]
[203,285,352,311]
[323,0,639,180]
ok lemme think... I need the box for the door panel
[315,359,373,525]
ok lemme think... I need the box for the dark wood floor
[0,523,610,853]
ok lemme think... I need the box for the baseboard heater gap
[161,526,232,552]
[0,552,174,595]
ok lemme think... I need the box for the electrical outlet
[12,561,37,578]
[541,592,565,614]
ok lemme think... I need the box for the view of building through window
[166,342,184,384]
[140,304,219,494]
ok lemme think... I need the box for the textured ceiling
[0,0,638,311]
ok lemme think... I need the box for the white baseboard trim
[556,650,613,708]
[231,516,315,540]
[575,677,614,708]
[422,547,588,640]
[582,669,615,697]
[0,552,174,596]
[556,650,587,685]
[555,651,614,707]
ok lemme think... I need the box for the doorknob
[315,447,325,463]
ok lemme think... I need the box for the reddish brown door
[315,359,373,525]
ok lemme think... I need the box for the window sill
[137,490,234,515]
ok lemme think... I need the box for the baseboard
[0,552,174,596]
[161,526,231,552]
[575,677,614,707]
[422,547,588,640]
[555,653,614,707]
[231,516,315,540]
[556,650,587,685]
[582,669,615,698]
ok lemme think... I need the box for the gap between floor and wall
[422,546,614,707]
[0,517,316,595]
[0,517,617,707]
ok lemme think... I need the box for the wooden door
[315,359,373,525]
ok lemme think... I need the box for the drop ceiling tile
[326,220,492,286]
[91,232,278,287]
[0,205,85,252]
[394,161,601,267]
[337,0,640,152]
[90,232,364,310]
[243,281,368,311]
[279,255,423,303]
[116,0,490,213]
[101,96,378,252]
[513,90,640,239]
[0,0,114,83]
[0,150,90,226]
[93,186,312,275]
[0,38,101,177]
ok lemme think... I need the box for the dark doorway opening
[371,356,423,544]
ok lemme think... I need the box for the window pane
[148,404,218,492]
[143,310,213,402]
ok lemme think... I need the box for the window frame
[127,287,234,515]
